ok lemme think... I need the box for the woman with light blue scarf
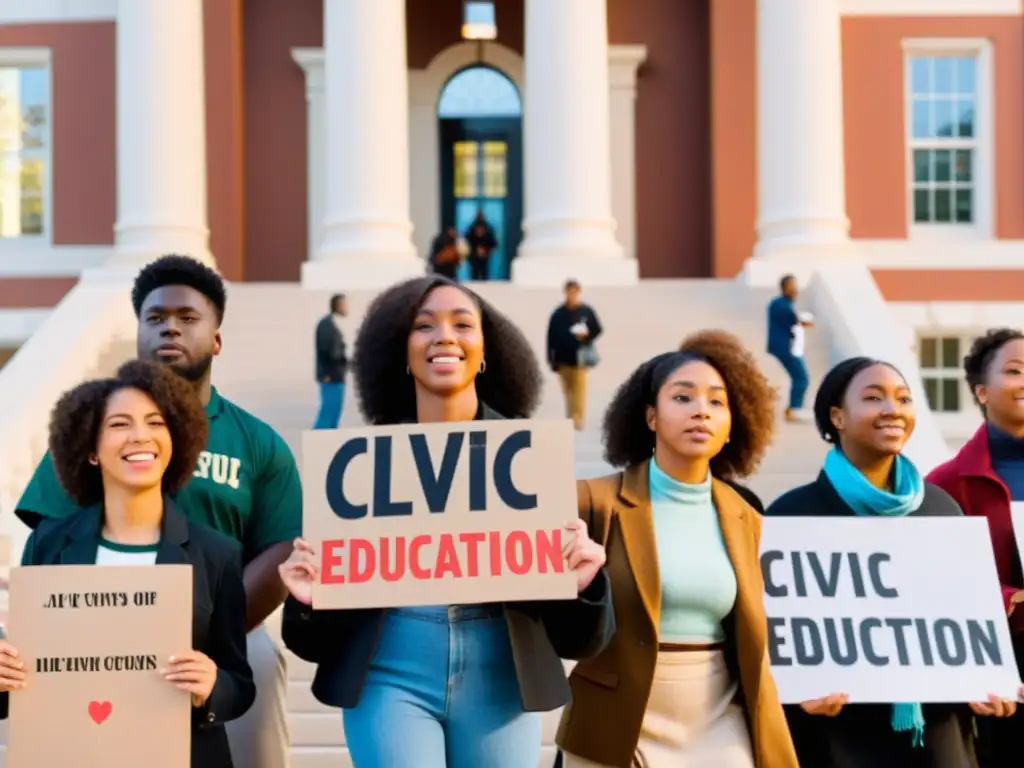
[766,357,1019,768]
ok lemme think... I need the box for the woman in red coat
[927,328,1024,766]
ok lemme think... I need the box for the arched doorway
[438,65,523,281]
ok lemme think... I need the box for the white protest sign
[760,516,1020,703]
[302,419,579,609]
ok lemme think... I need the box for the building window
[904,40,991,237]
[0,52,50,240]
[918,335,963,412]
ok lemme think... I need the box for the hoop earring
[405,365,411,376]
[479,359,487,374]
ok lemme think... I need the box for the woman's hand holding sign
[800,693,848,717]
[968,688,1023,718]
[279,538,318,606]
[162,650,218,707]
[0,639,27,692]
[563,519,606,594]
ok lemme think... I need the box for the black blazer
[315,315,347,383]
[766,471,978,768]
[282,403,616,712]
[1,501,255,768]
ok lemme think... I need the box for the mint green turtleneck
[649,460,737,643]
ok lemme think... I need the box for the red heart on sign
[88,701,112,724]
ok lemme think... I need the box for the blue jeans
[772,351,810,410]
[343,605,541,768]
[314,382,344,429]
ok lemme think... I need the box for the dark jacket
[927,424,1024,634]
[766,471,978,768]
[2,501,255,768]
[558,463,799,768]
[546,304,603,369]
[465,221,497,259]
[281,403,616,712]
[315,315,347,383]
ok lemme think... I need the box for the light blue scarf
[823,447,926,747]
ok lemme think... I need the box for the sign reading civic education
[7,564,192,767]
[760,516,1021,704]
[303,419,579,609]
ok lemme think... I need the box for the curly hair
[131,254,227,325]
[602,330,777,478]
[353,276,542,424]
[813,356,904,444]
[963,328,1024,409]
[49,360,209,507]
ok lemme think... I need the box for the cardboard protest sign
[303,419,579,609]
[760,516,1020,704]
[6,565,192,767]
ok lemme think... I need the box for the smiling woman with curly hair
[557,332,798,768]
[0,360,254,768]
[279,275,614,768]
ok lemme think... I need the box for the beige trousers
[564,649,754,768]
[225,625,292,768]
[557,365,588,431]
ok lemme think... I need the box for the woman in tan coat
[557,331,799,768]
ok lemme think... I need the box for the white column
[608,45,647,264]
[301,0,422,290]
[108,0,212,270]
[754,0,849,260]
[514,0,637,287]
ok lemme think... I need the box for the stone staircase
[208,279,831,767]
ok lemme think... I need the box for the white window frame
[0,47,53,252]
[902,38,994,242]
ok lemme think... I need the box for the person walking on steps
[767,274,813,423]
[313,293,348,430]
[547,279,603,431]
[16,255,301,768]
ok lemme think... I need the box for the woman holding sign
[557,332,799,768]
[929,328,1024,767]
[279,275,614,768]
[0,361,255,767]
[767,357,1020,767]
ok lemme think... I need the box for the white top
[95,539,159,566]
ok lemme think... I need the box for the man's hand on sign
[0,639,27,692]
[799,693,848,717]
[162,650,218,707]
[562,518,607,593]
[278,537,318,606]
[969,692,1019,718]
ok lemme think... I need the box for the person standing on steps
[927,328,1024,767]
[15,255,301,768]
[547,279,603,431]
[278,275,615,768]
[767,274,813,423]
[767,356,1020,768]
[464,209,497,281]
[558,334,798,768]
[0,361,256,767]
[313,293,348,430]
[429,224,466,280]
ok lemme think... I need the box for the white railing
[0,270,138,573]
[807,263,952,474]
